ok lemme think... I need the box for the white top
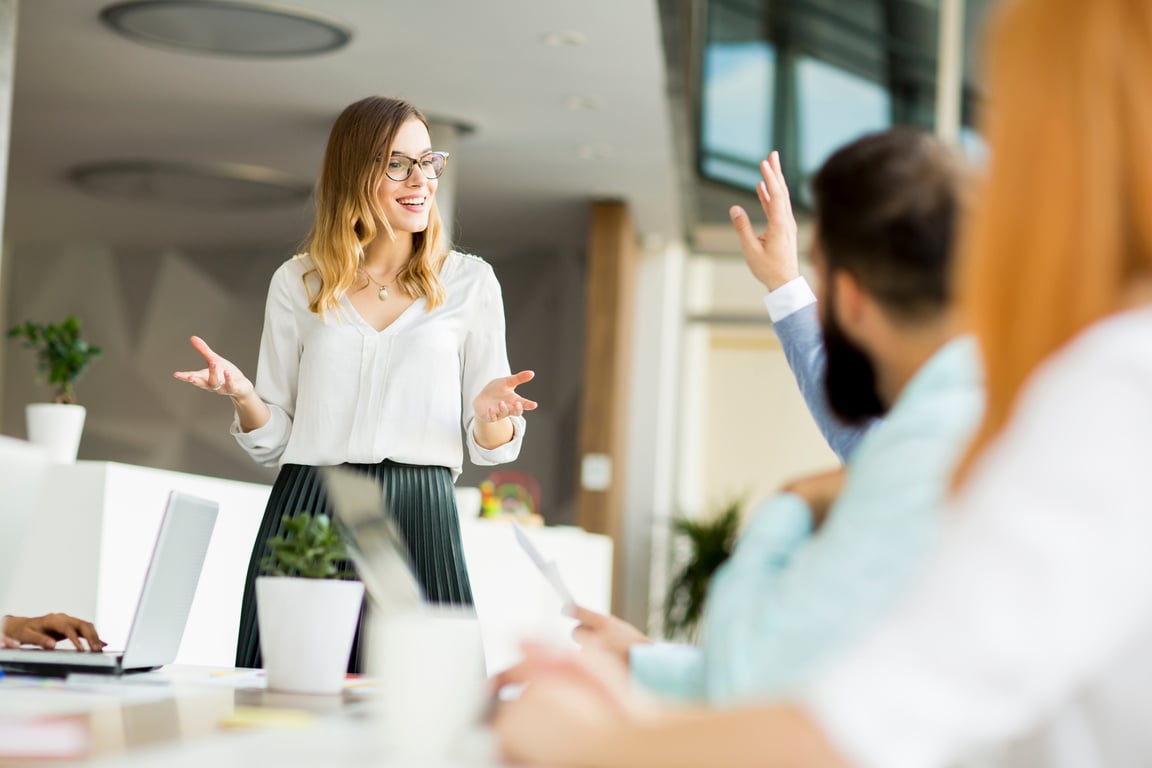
[805,306,1152,768]
[232,251,526,477]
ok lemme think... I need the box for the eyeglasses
[378,151,450,182]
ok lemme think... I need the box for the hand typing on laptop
[2,613,105,651]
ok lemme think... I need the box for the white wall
[1,241,287,485]
[704,331,838,510]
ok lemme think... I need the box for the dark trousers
[235,460,475,672]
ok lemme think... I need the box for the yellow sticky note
[217,707,314,730]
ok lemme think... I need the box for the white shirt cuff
[763,277,817,323]
[466,414,527,466]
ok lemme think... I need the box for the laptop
[319,466,423,615]
[0,491,218,676]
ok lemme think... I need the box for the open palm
[474,370,537,422]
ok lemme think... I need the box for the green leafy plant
[663,498,743,642]
[7,316,103,405]
[260,512,356,580]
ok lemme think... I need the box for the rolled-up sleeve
[232,263,300,466]
[461,265,526,466]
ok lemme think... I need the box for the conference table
[0,665,505,767]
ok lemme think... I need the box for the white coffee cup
[368,606,487,759]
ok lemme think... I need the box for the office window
[698,0,942,202]
[795,56,891,196]
[701,41,776,189]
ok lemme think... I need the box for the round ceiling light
[69,160,313,209]
[100,1,352,57]
[541,30,586,47]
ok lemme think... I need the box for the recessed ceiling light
[541,30,586,47]
[100,1,352,58]
[577,144,614,160]
[69,160,312,209]
[565,95,599,111]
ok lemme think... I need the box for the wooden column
[576,201,636,611]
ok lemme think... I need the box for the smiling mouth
[397,196,426,207]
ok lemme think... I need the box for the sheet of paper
[511,521,576,611]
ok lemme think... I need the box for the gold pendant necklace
[360,269,393,302]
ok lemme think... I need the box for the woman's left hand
[474,370,537,423]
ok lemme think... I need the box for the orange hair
[955,0,1152,482]
[302,96,448,316]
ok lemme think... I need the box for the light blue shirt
[631,336,984,704]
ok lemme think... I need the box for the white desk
[0,666,502,767]
[5,462,612,673]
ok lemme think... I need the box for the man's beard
[821,304,887,425]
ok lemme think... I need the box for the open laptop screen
[319,466,423,615]
[0,491,217,676]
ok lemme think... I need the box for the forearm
[472,416,514,449]
[772,303,871,462]
[231,392,272,433]
[582,705,849,768]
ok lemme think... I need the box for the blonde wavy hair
[955,0,1152,483]
[302,96,449,316]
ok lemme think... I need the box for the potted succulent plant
[256,511,364,694]
[663,498,743,642]
[6,315,102,462]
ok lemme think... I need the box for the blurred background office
[0,0,992,632]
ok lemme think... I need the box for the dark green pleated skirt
[235,460,474,673]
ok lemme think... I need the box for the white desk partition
[6,462,271,667]
[5,462,612,672]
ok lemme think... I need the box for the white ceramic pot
[256,576,365,694]
[25,403,86,463]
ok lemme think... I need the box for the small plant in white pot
[257,511,364,695]
[7,315,102,462]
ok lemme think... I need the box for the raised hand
[729,151,801,292]
[473,370,537,424]
[172,336,254,399]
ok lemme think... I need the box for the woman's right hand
[172,336,254,399]
[570,605,651,666]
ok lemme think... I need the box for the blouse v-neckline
[339,253,459,334]
[341,293,426,334]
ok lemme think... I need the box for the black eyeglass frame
[376,151,451,182]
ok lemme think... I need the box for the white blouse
[232,251,526,477]
[804,306,1152,768]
